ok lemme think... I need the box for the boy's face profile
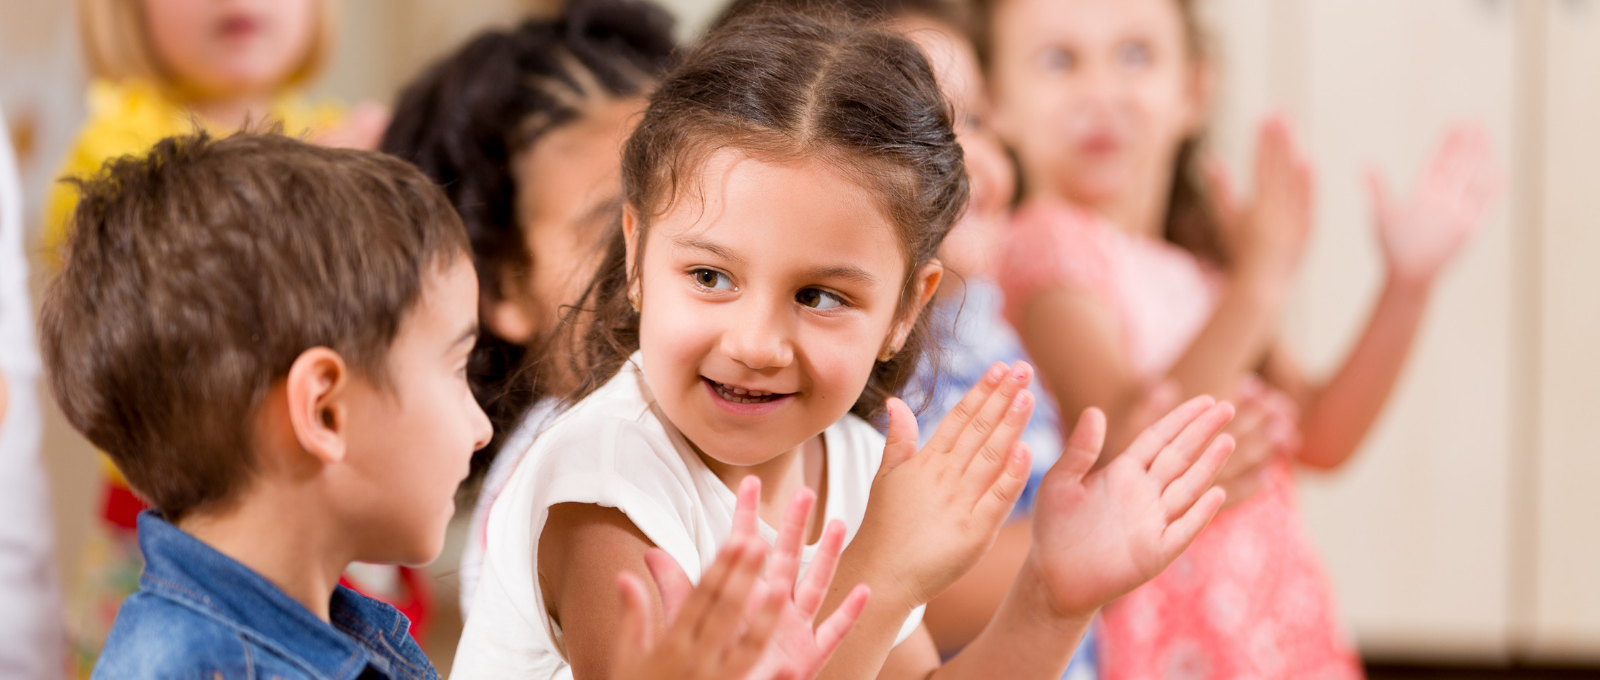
[330,255,491,565]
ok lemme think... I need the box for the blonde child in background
[46,1,393,673]
[453,11,1239,680]
[983,0,1501,676]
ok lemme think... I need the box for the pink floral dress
[999,198,1364,680]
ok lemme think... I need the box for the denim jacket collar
[135,511,435,680]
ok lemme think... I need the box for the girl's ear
[285,347,351,465]
[622,205,641,273]
[885,259,945,356]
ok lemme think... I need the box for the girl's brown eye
[692,268,734,290]
[796,287,844,310]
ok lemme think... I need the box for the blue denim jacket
[92,511,438,680]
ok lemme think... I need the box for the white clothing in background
[0,106,65,680]
[452,352,924,680]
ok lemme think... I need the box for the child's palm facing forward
[1027,398,1235,618]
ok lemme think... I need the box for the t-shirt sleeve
[998,199,1114,326]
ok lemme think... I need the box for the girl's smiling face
[626,149,939,467]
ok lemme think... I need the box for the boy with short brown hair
[42,132,858,680]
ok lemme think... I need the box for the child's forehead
[649,149,910,274]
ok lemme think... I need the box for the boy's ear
[885,259,944,356]
[285,347,351,464]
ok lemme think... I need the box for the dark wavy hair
[565,10,968,423]
[380,0,676,486]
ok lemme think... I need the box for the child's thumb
[881,397,919,471]
[1054,407,1107,483]
[615,571,654,660]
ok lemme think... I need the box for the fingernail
[986,363,1006,383]
[1011,363,1029,381]
[1011,390,1033,413]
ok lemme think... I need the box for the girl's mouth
[706,378,789,404]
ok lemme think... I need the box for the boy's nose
[469,400,493,452]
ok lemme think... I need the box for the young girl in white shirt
[454,10,1239,680]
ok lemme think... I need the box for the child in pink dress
[1001,200,1355,678]
[984,0,1502,676]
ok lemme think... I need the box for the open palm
[1026,398,1236,617]
[1373,124,1500,285]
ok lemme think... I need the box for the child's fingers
[732,476,762,541]
[973,442,1033,525]
[645,548,695,624]
[1162,487,1227,564]
[719,581,783,679]
[1148,402,1235,486]
[881,397,921,471]
[668,539,755,633]
[794,519,848,618]
[768,487,816,591]
[813,583,872,662]
[687,541,766,653]
[1122,396,1217,469]
[947,363,1032,470]
[961,388,1035,494]
[1162,433,1236,522]
[1052,407,1106,484]
[614,572,654,669]
[922,362,1009,454]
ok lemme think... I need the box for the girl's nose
[720,296,794,371]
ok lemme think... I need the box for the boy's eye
[795,288,844,310]
[1040,47,1075,73]
[1116,41,1152,69]
[692,268,735,291]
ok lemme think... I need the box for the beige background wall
[4,0,1598,668]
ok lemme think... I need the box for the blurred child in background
[983,0,1500,676]
[45,1,395,672]
[379,0,676,614]
[2,104,65,680]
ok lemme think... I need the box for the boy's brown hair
[40,132,469,520]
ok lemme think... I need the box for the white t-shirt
[452,352,924,680]
[459,398,560,616]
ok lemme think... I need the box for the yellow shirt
[42,79,343,258]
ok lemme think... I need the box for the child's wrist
[1015,551,1100,629]
[835,544,922,614]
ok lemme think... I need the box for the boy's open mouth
[705,378,790,404]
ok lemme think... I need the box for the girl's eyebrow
[802,265,879,286]
[672,235,744,263]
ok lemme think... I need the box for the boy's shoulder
[93,590,269,680]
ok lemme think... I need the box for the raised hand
[613,528,783,680]
[1207,115,1315,287]
[1371,124,1500,287]
[1214,376,1300,509]
[1024,396,1236,617]
[644,477,871,680]
[850,361,1038,609]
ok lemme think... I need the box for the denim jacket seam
[336,615,425,679]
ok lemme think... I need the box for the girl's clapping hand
[613,476,869,680]
[1207,115,1316,287]
[851,361,1038,610]
[1023,396,1236,619]
[1370,124,1501,287]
